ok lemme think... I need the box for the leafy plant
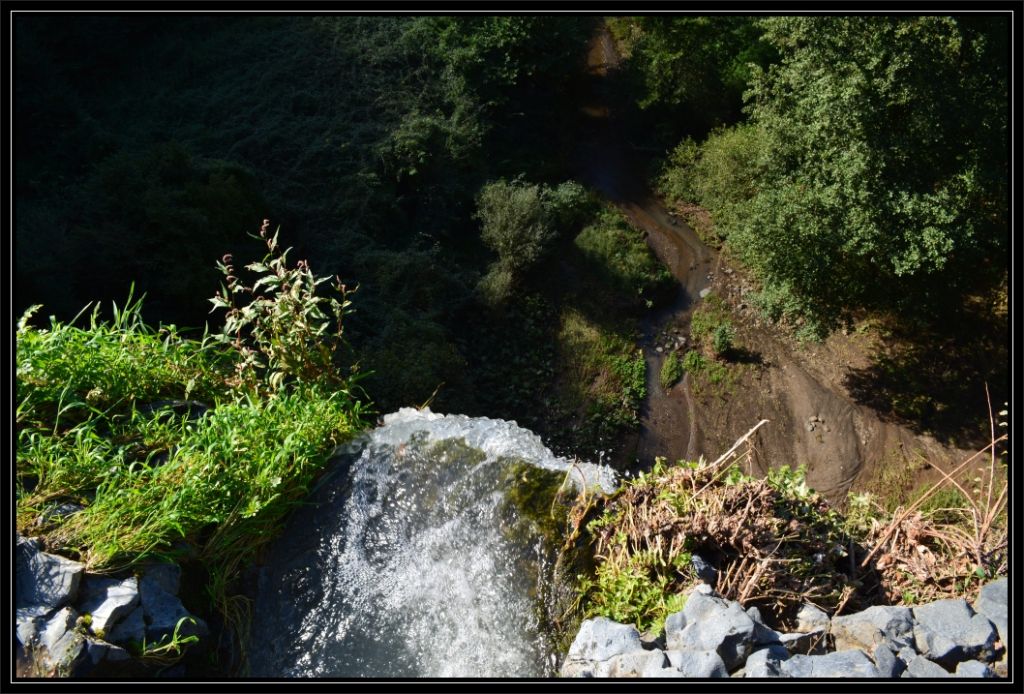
[209,219,356,393]
[711,322,735,357]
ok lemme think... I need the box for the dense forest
[15,13,1010,678]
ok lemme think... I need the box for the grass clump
[659,352,684,390]
[16,223,368,671]
[557,308,646,443]
[574,207,673,307]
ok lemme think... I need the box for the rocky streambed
[561,578,1008,679]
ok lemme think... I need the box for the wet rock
[956,660,995,678]
[902,654,951,678]
[561,617,643,676]
[780,649,880,678]
[796,604,830,634]
[974,577,1007,647]
[744,643,789,677]
[17,535,85,615]
[667,585,755,671]
[912,598,996,666]
[665,649,729,677]
[831,605,916,652]
[77,575,139,636]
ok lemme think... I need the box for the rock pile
[561,579,1008,679]
[15,534,208,677]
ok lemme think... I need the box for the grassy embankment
[16,227,367,669]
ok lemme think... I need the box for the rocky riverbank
[15,534,208,677]
[561,578,1008,678]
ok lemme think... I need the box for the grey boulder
[795,603,830,633]
[105,606,146,647]
[16,535,84,613]
[667,585,755,671]
[77,575,140,636]
[744,643,790,678]
[605,650,668,677]
[974,577,1007,648]
[956,660,995,678]
[140,572,208,644]
[664,649,730,677]
[561,617,643,676]
[872,644,905,678]
[831,605,916,652]
[902,654,951,678]
[912,598,996,666]
[780,649,880,678]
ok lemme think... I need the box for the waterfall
[248,408,616,677]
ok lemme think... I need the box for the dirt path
[572,26,971,500]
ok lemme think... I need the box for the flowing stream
[248,408,615,678]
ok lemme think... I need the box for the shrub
[659,352,684,390]
[682,350,706,375]
[711,322,735,357]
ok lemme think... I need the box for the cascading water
[248,408,617,678]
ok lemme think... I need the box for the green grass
[557,308,646,441]
[574,208,673,307]
[16,289,367,671]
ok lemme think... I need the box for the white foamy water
[249,409,617,678]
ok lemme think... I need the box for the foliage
[17,234,368,669]
[475,178,589,304]
[611,16,777,130]
[659,16,1008,334]
[573,207,673,306]
[574,456,868,632]
[209,220,356,394]
[659,352,684,390]
[711,323,735,357]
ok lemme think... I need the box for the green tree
[475,179,588,303]
[671,16,1008,335]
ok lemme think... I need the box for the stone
[647,667,683,678]
[77,575,140,636]
[744,644,790,678]
[140,574,208,644]
[38,607,85,674]
[795,603,830,633]
[955,660,995,678]
[656,346,664,354]
[745,606,764,625]
[667,587,755,671]
[778,628,828,655]
[664,610,687,643]
[974,577,1007,647]
[830,605,916,652]
[144,562,182,595]
[903,655,952,678]
[105,606,145,647]
[699,288,711,299]
[664,649,729,677]
[913,598,996,665]
[605,650,668,677]
[16,535,84,613]
[691,554,717,586]
[872,644,904,678]
[780,649,880,678]
[563,617,643,672]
